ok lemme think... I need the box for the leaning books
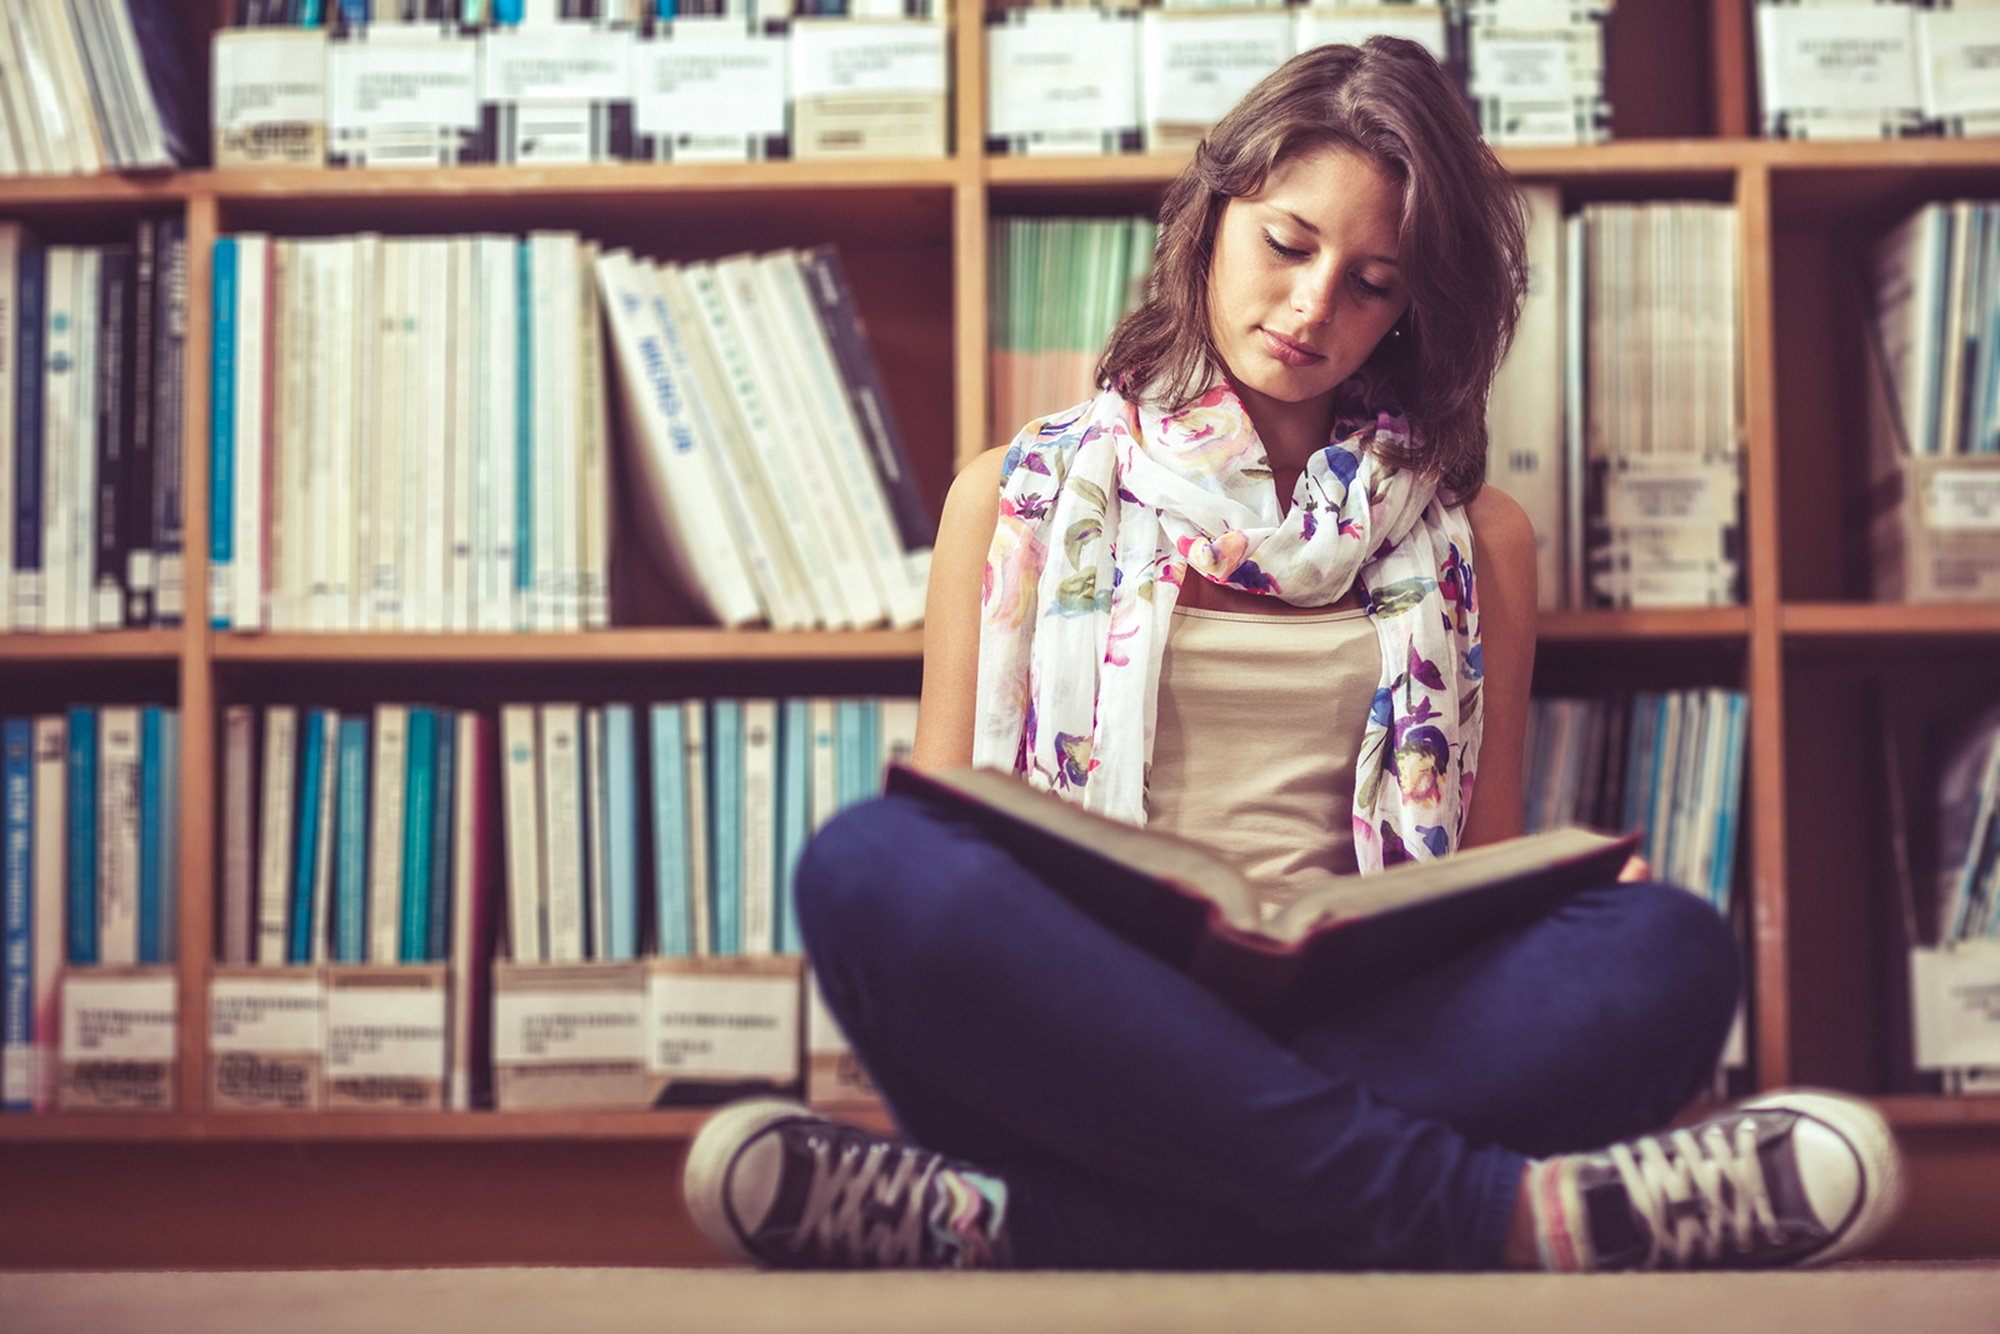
[884,765,1638,1030]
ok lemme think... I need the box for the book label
[1913,943,2000,1070]
[1927,470,2000,531]
[492,961,648,1110]
[330,36,481,133]
[325,965,446,1110]
[58,968,178,1112]
[646,957,800,1100]
[481,28,635,103]
[210,967,325,1112]
[213,31,331,169]
[1757,6,1920,113]
[1920,10,2000,118]
[790,21,947,99]
[634,27,786,140]
[986,12,1138,140]
[1139,12,1292,134]
[1468,35,1577,102]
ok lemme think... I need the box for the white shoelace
[791,1134,941,1266]
[1609,1116,1783,1267]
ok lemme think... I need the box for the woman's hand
[1617,854,1653,884]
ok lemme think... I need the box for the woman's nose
[1291,269,1335,324]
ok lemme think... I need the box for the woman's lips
[1259,327,1323,367]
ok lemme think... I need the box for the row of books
[1939,705,2000,945]
[986,0,1609,157]
[1485,189,1744,611]
[1520,688,1749,916]
[237,0,938,26]
[212,16,949,168]
[2,707,183,1110]
[210,229,616,634]
[1756,0,2000,141]
[596,245,933,632]
[0,0,199,176]
[986,215,1156,446]
[0,220,192,634]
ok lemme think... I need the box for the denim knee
[1596,880,1742,1056]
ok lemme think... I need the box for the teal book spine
[604,704,637,961]
[835,699,862,811]
[288,709,328,963]
[158,711,180,963]
[400,707,437,962]
[709,700,742,958]
[1709,692,1748,915]
[208,238,236,630]
[137,707,165,964]
[427,709,456,964]
[776,697,810,955]
[649,704,691,957]
[66,708,97,965]
[332,716,370,963]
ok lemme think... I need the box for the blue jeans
[796,794,1741,1270]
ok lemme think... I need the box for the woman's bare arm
[1458,483,1538,848]
[909,447,1009,772]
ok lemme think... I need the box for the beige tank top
[1145,604,1382,918]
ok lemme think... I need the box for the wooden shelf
[195,158,966,201]
[1879,1097,2000,1129]
[210,628,927,664]
[0,1104,897,1142]
[0,630,185,661]
[1538,608,1750,641]
[1783,603,2000,639]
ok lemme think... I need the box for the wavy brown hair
[1098,38,1528,499]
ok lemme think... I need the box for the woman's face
[1206,143,1411,417]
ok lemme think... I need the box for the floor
[6,1264,2000,1334]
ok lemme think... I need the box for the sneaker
[1530,1090,1905,1271]
[684,1099,1012,1269]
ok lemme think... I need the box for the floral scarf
[972,377,1483,873]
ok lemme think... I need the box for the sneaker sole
[1741,1090,1906,1267]
[683,1098,818,1266]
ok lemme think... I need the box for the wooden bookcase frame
[4,0,2000,1266]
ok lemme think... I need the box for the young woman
[684,39,1902,1273]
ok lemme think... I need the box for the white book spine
[348,234,381,631]
[372,240,406,630]
[68,246,97,634]
[302,243,332,630]
[553,237,582,631]
[95,705,141,965]
[323,240,356,630]
[539,702,585,962]
[577,241,610,631]
[415,236,450,633]
[683,699,711,958]
[447,237,476,633]
[879,696,920,775]
[584,705,609,960]
[13,2,76,174]
[367,703,408,965]
[740,698,778,957]
[40,246,75,632]
[256,704,297,966]
[483,236,521,632]
[267,241,296,631]
[0,12,52,177]
[809,697,838,829]
[30,715,64,1110]
[309,709,339,962]
[447,710,481,1110]
[233,234,268,633]
[500,703,545,962]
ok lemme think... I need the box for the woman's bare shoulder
[1463,483,1536,563]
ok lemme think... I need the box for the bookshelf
[6,0,2000,1267]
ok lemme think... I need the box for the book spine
[287,705,326,963]
[232,233,270,632]
[158,708,179,964]
[604,703,637,961]
[809,696,838,830]
[40,247,76,632]
[576,241,609,630]
[153,219,186,627]
[366,702,407,965]
[446,710,490,1110]
[332,715,369,963]
[255,703,296,965]
[95,705,140,965]
[208,235,236,630]
[125,219,157,628]
[13,240,44,632]
[710,698,742,957]
[740,698,777,957]
[2,718,32,1110]
[583,704,607,960]
[500,702,543,962]
[513,240,533,630]
[308,708,338,963]
[66,247,101,635]
[65,706,96,965]
[413,240,449,633]
[219,704,255,964]
[427,707,456,965]
[447,239,475,633]
[539,701,584,961]
[136,705,163,963]
[399,706,436,962]
[777,696,810,955]
[29,715,63,1109]
[92,244,132,631]
[683,697,710,957]
[0,227,19,634]
[649,702,691,957]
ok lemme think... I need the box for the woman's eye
[1261,231,1307,260]
[1355,275,1392,299]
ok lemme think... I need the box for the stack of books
[1865,200,2000,601]
[986,215,1157,446]
[1521,688,1749,916]
[597,245,934,632]
[210,230,613,634]
[0,0,201,175]
[1756,0,2000,141]
[2,707,183,1112]
[1,220,192,634]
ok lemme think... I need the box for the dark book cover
[152,219,187,628]
[13,241,45,620]
[127,0,204,165]
[93,245,134,631]
[124,219,157,628]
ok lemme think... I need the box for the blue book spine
[338,0,370,25]
[208,238,237,629]
[1619,691,1658,837]
[400,707,437,962]
[299,0,324,25]
[777,698,809,955]
[835,699,861,811]
[514,243,533,614]
[858,699,881,799]
[333,716,370,962]
[3,719,32,1111]
[66,708,97,965]
[649,704,691,957]
[605,704,638,961]
[492,0,522,23]
[158,710,180,962]
[137,708,164,964]
[427,710,456,964]
[1709,693,1748,915]
[710,700,742,958]
[288,710,328,963]
[14,242,44,611]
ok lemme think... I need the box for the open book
[885,765,1641,1031]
